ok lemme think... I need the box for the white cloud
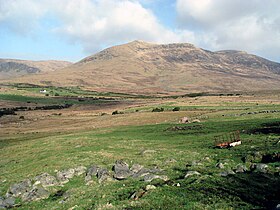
[0,0,193,54]
[176,0,280,61]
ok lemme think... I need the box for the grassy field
[0,85,279,209]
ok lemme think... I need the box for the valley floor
[0,85,280,209]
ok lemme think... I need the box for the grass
[0,87,280,209]
[1,114,279,209]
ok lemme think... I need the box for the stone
[74,166,87,176]
[22,186,50,202]
[33,173,58,187]
[0,197,15,209]
[130,164,144,173]
[129,189,146,200]
[6,179,32,197]
[184,171,201,178]
[180,117,189,124]
[57,168,75,184]
[235,164,248,173]
[192,119,201,123]
[276,204,280,210]
[145,185,156,191]
[165,158,177,164]
[131,168,151,178]
[250,163,268,173]
[143,174,169,182]
[140,150,156,156]
[216,163,225,169]
[220,170,235,177]
[113,160,133,180]
[97,168,111,183]
[85,165,100,183]
[191,161,203,166]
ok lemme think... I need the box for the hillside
[0,59,72,80]
[6,41,280,95]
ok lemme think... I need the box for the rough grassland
[0,89,280,209]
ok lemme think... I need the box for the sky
[0,0,279,62]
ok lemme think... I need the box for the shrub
[54,93,60,96]
[112,110,124,115]
[172,107,180,111]
[152,107,164,112]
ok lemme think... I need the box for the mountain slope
[0,59,72,80]
[6,41,280,95]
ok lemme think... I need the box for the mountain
[5,40,280,95]
[0,59,72,80]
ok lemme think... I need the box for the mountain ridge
[3,40,280,95]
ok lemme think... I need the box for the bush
[172,107,180,111]
[152,107,164,112]
[54,93,60,96]
[112,110,124,115]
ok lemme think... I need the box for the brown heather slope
[6,40,280,95]
[0,59,72,80]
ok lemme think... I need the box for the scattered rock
[165,158,177,164]
[184,171,201,178]
[131,168,151,178]
[216,163,225,169]
[192,119,201,123]
[235,164,248,173]
[143,174,169,182]
[145,185,156,191]
[85,165,100,183]
[33,173,58,187]
[250,163,268,173]
[74,166,87,176]
[0,196,15,209]
[6,179,32,197]
[22,186,50,202]
[220,170,235,177]
[113,160,133,180]
[140,150,156,156]
[57,168,75,184]
[97,168,112,183]
[130,164,144,174]
[130,189,146,200]
[191,161,203,166]
[180,117,189,124]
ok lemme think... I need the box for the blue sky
[0,0,279,63]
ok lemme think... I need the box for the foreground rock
[85,165,100,183]
[97,168,113,183]
[57,168,75,184]
[143,174,169,182]
[250,163,268,173]
[113,160,133,180]
[34,173,58,187]
[0,196,15,209]
[21,186,50,202]
[6,179,32,197]
[184,171,201,178]
[220,170,235,177]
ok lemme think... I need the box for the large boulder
[21,186,50,202]
[97,168,112,183]
[33,173,58,187]
[85,165,100,183]
[250,163,268,173]
[6,179,32,197]
[57,168,75,184]
[113,160,133,180]
[0,197,15,209]
[74,166,87,176]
